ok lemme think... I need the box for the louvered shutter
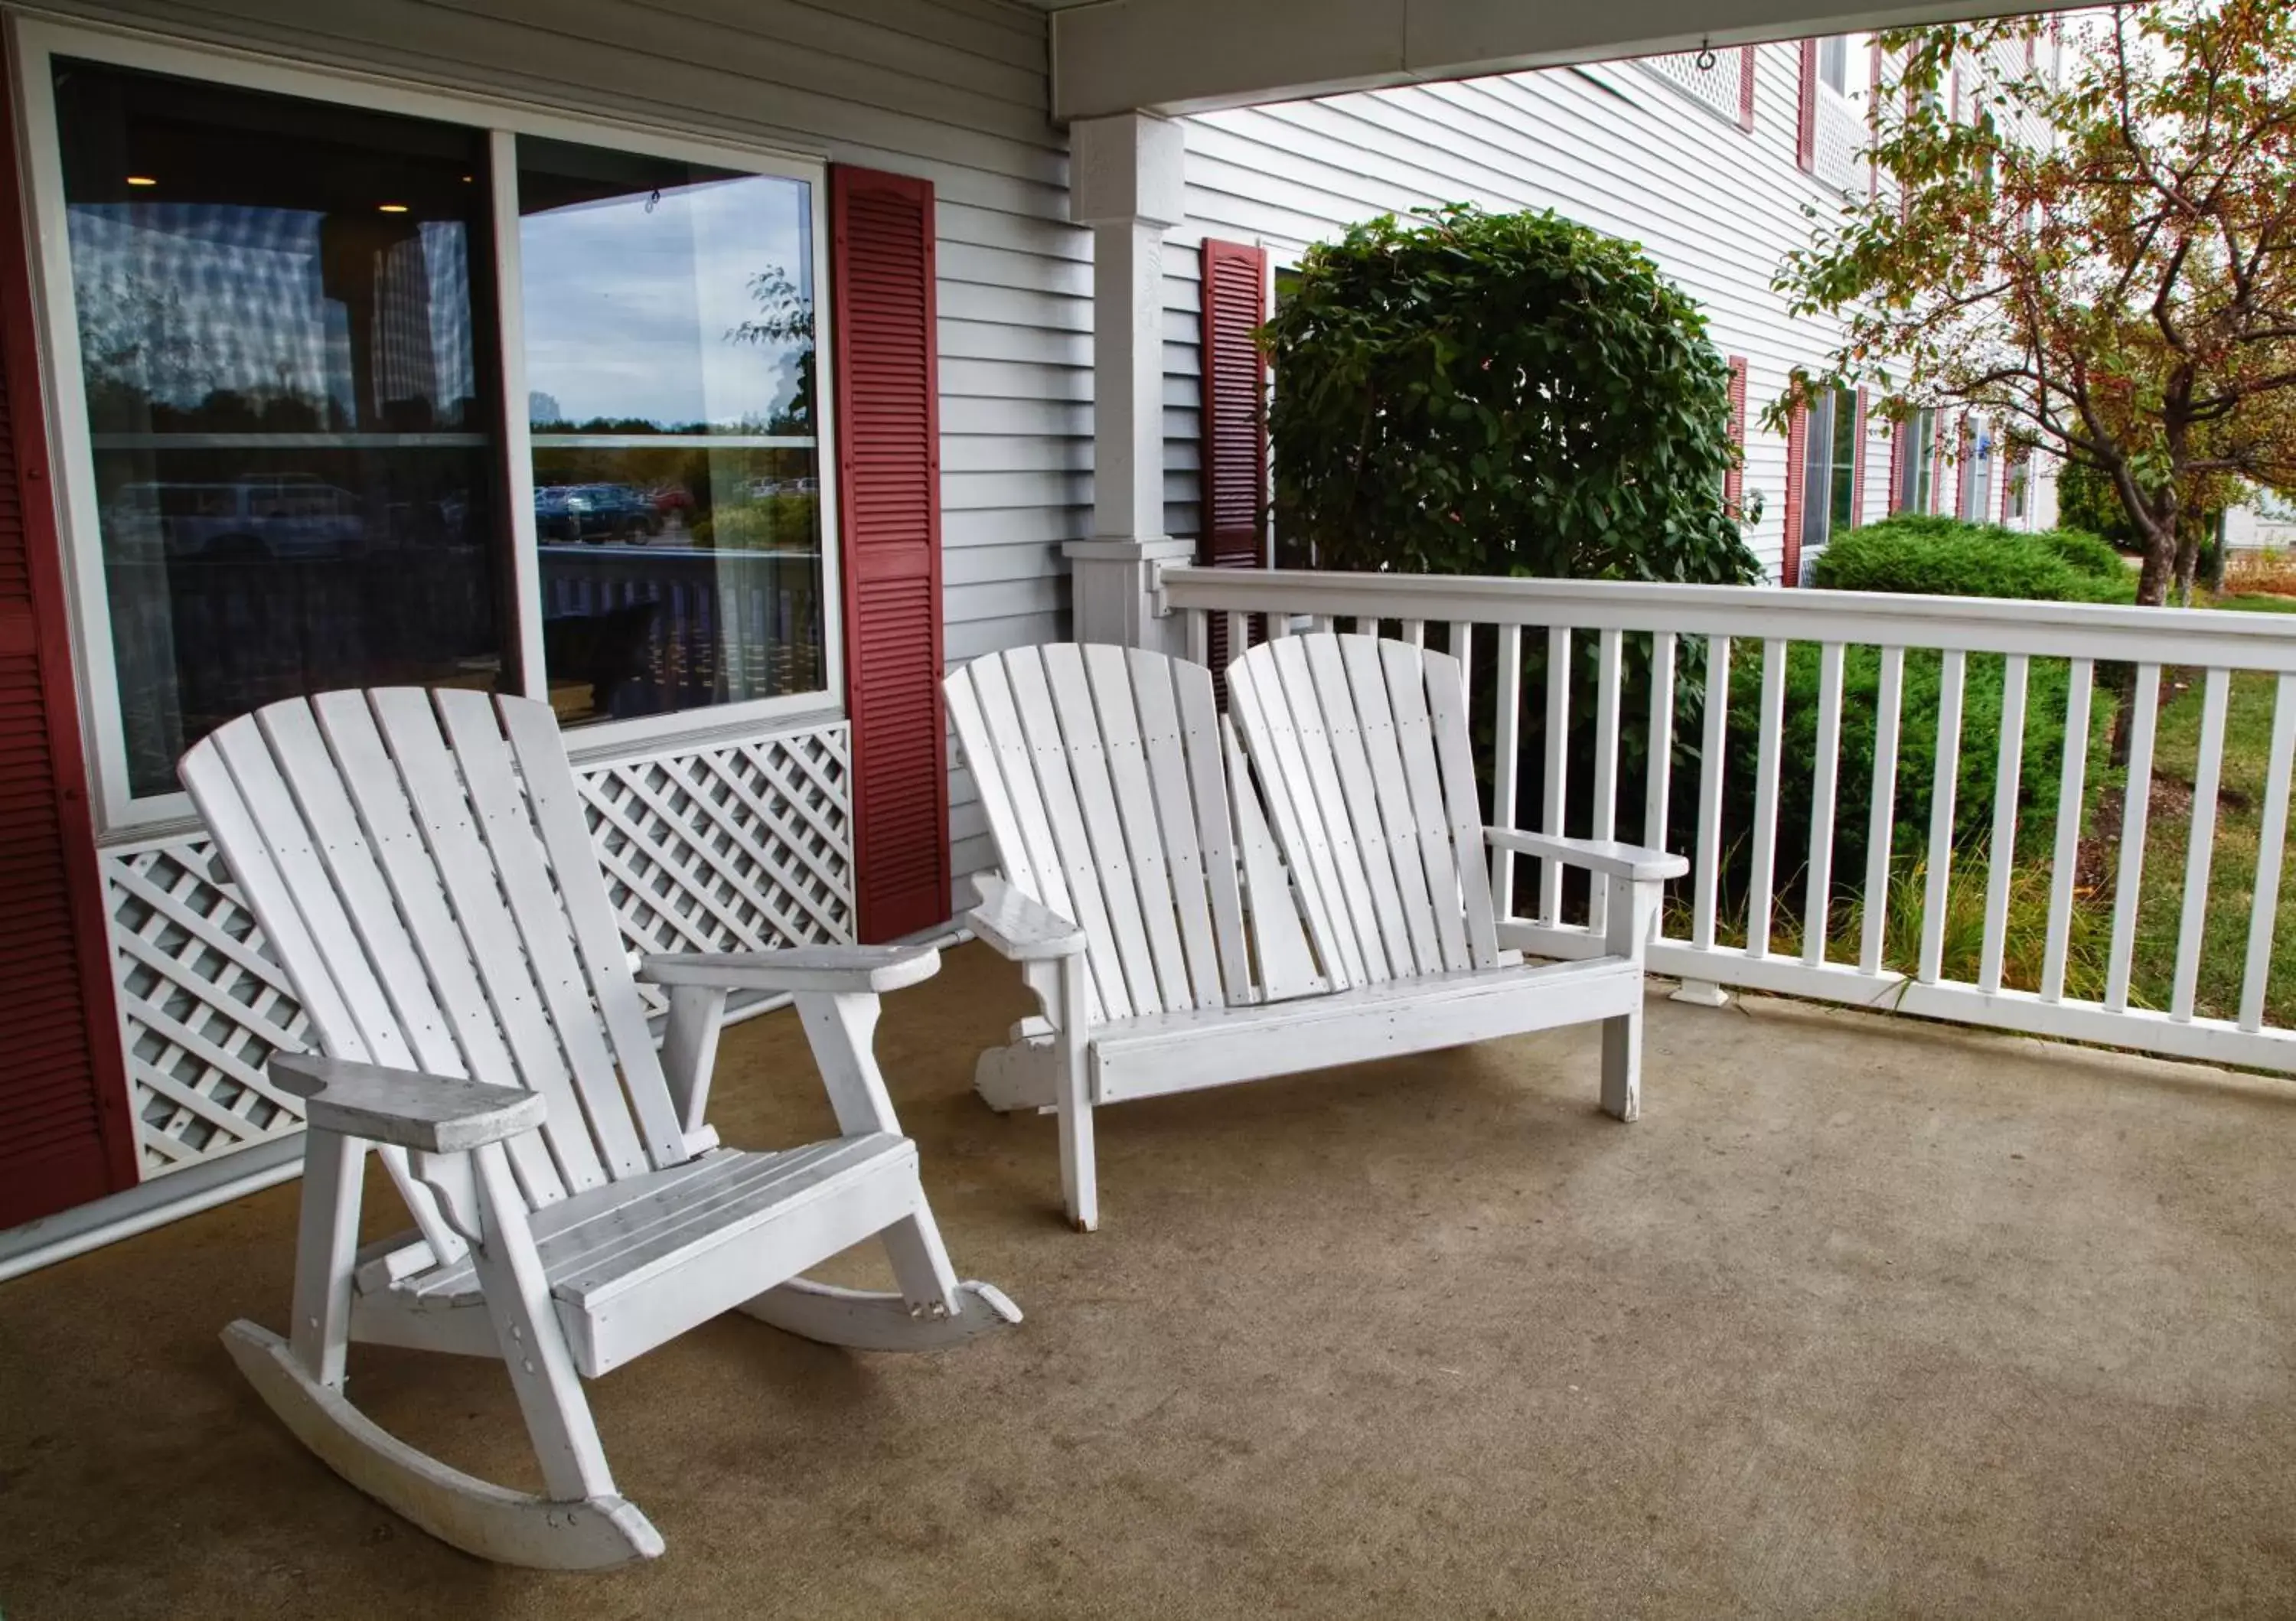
[1739,47,1758,131]
[1782,400,1808,587]
[1889,419,1907,514]
[1199,238,1268,686]
[831,166,948,942]
[1796,39,1820,171]
[0,60,136,1226]
[1724,356,1749,520]
[1849,387,1868,527]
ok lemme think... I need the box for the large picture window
[517,139,823,726]
[20,27,837,826]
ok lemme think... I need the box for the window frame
[9,15,845,833]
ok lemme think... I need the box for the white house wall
[1166,46,1908,580]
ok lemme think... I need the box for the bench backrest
[946,644,1278,1025]
[1226,634,1503,990]
[181,689,692,1263]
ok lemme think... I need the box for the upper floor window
[23,29,835,826]
[1817,36,1851,96]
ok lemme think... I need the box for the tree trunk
[2109,504,2179,768]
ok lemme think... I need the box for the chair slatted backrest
[180,688,691,1264]
[1226,634,1502,991]
[946,644,1266,1025]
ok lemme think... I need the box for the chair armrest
[1484,827,1689,882]
[639,944,942,996]
[270,1054,545,1153]
[967,873,1087,961]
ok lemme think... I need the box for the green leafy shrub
[1262,204,1759,585]
[1809,516,2135,603]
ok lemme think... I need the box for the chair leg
[465,1143,618,1505]
[287,1130,364,1389]
[1600,1004,1642,1122]
[1054,952,1097,1231]
[878,1204,962,1319]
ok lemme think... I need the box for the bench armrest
[1484,827,1688,882]
[270,1054,545,1153]
[968,873,1087,961]
[639,944,942,996]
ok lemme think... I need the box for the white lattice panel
[99,718,855,1179]
[578,722,855,1013]
[1815,86,1866,193]
[1638,51,1746,124]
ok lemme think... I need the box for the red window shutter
[1782,400,1808,586]
[1724,356,1749,518]
[1739,47,1758,131]
[1796,38,1820,171]
[1889,419,1907,514]
[1954,415,1974,518]
[1199,238,1269,687]
[831,166,948,943]
[0,53,137,1227]
[1929,419,1949,516]
[1849,387,1868,527]
[1199,239,1268,570]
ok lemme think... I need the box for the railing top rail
[1159,567,2296,671]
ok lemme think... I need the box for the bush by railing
[1810,516,2135,603]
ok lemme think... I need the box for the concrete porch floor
[5,942,2295,1618]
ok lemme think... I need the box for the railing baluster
[1310,615,1335,634]
[1691,636,1731,951]
[1402,619,1426,649]
[1645,630,1677,854]
[1590,628,1623,934]
[1541,626,1571,925]
[1978,654,2029,994]
[1269,613,1293,638]
[1351,616,1378,638]
[1919,649,1967,985]
[2105,664,2161,1013]
[1860,646,1904,977]
[1805,642,1844,967]
[2040,658,2092,1003]
[1746,639,1787,960]
[1490,624,1524,918]
[2171,667,2230,1022]
[1185,607,1210,667]
[2239,672,2296,1032]
[1225,612,1248,667]
[1448,621,1474,671]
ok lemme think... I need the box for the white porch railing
[1159,566,2296,1078]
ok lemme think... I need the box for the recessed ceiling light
[377,202,409,214]
[125,174,156,187]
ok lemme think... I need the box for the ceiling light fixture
[125,174,156,187]
[377,202,409,214]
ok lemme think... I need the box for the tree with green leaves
[1776,0,2296,607]
[1264,204,1758,585]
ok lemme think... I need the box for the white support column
[1065,112,1192,654]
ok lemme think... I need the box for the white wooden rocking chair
[944,636,1685,1231]
[182,688,1018,1570]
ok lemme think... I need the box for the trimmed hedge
[1809,516,2135,604]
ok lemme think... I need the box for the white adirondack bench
[181,688,1017,1570]
[944,637,1686,1231]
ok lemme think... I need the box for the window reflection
[519,139,823,725]
[54,59,504,797]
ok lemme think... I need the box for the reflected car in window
[109,478,367,560]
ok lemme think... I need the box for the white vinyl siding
[24,0,1076,888]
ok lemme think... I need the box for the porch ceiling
[5,942,2294,1615]
[1051,0,2097,118]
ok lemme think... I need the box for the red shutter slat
[832,166,949,943]
[1740,47,1758,131]
[1890,419,1907,514]
[1200,239,1269,689]
[1782,400,1808,587]
[1796,38,1820,171]
[0,47,137,1227]
[1724,356,1749,520]
[1850,387,1868,527]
